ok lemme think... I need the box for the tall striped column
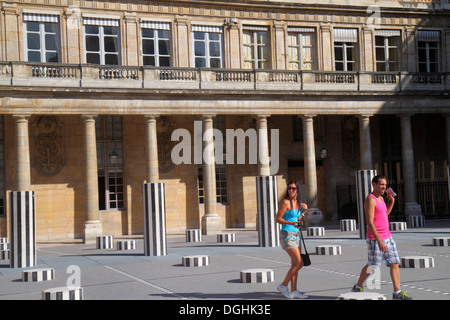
[10,191,36,268]
[143,182,167,256]
[256,175,279,247]
[355,169,377,239]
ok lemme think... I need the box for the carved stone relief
[33,116,64,176]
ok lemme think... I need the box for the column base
[201,214,222,235]
[83,220,103,244]
[404,202,422,218]
[306,208,323,226]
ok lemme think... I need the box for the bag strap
[299,227,308,255]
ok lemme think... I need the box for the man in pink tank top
[351,175,412,300]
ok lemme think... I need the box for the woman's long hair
[284,180,301,208]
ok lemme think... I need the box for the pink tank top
[366,194,391,240]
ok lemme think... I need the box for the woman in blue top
[276,180,308,299]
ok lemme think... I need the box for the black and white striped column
[256,176,279,247]
[9,191,36,268]
[355,170,377,239]
[143,182,167,256]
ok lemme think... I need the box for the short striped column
[182,255,210,267]
[356,170,377,239]
[0,237,7,244]
[256,176,279,247]
[401,256,435,268]
[307,226,325,236]
[9,191,36,268]
[143,183,167,256]
[389,222,407,231]
[432,237,450,246]
[409,215,425,228]
[42,287,83,300]
[22,268,55,282]
[340,219,357,232]
[186,229,202,242]
[0,250,10,260]
[0,243,8,250]
[338,292,386,300]
[96,235,114,249]
[240,269,274,283]
[316,245,342,255]
[217,233,236,243]
[116,240,136,251]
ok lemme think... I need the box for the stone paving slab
[1,220,449,303]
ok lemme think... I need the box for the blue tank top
[281,208,301,232]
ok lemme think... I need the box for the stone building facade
[0,0,449,242]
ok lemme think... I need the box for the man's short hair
[372,174,386,184]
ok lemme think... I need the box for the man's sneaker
[277,284,292,299]
[291,290,309,299]
[393,291,413,300]
[351,285,363,292]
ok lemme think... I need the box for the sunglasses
[288,187,297,191]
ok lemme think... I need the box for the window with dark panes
[418,30,440,73]
[23,13,60,63]
[141,21,172,67]
[192,25,223,68]
[375,30,400,72]
[84,18,120,65]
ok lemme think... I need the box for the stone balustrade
[1,62,448,93]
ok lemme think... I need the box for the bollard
[240,269,274,283]
[432,237,450,247]
[307,226,325,236]
[338,292,386,300]
[217,233,236,243]
[409,215,425,228]
[389,222,407,231]
[186,229,202,242]
[340,219,357,232]
[355,170,377,239]
[42,287,83,300]
[316,245,342,255]
[96,235,114,249]
[22,268,55,282]
[182,255,210,267]
[116,239,136,251]
[10,191,36,268]
[401,256,435,268]
[256,176,279,247]
[143,182,167,256]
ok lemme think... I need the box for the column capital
[201,114,216,119]
[82,114,98,120]
[254,114,271,120]
[144,114,160,119]
[397,113,414,119]
[300,114,317,120]
[358,114,373,119]
[12,114,31,121]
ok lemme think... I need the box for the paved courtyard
[1,220,449,302]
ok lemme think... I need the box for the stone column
[145,115,159,183]
[143,115,167,256]
[15,116,31,191]
[399,114,422,217]
[201,115,222,235]
[82,115,102,244]
[359,115,373,169]
[256,115,271,176]
[10,115,36,268]
[302,115,323,225]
